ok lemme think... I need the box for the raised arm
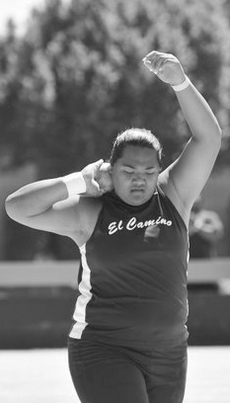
[143,51,222,225]
[5,160,112,242]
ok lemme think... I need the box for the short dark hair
[109,128,162,166]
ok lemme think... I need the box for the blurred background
[0,0,230,349]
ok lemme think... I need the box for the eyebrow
[122,164,160,170]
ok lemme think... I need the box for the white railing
[0,258,230,287]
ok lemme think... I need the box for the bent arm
[5,178,68,217]
[5,160,110,237]
[162,80,222,220]
[5,177,82,235]
[143,51,222,224]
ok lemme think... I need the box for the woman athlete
[5,51,222,403]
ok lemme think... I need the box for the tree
[1,0,230,259]
[20,0,230,171]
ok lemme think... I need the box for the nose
[132,172,145,185]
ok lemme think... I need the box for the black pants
[68,337,187,403]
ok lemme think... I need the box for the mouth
[131,188,145,193]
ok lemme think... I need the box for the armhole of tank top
[79,201,105,253]
[157,185,188,232]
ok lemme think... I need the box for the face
[111,145,161,206]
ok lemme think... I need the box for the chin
[126,194,149,206]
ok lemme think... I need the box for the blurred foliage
[1,0,230,259]
[0,0,230,174]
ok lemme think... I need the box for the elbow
[211,128,222,159]
[209,120,222,150]
[206,112,223,146]
[5,195,16,220]
[5,193,24,222]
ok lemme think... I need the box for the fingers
[92,159,104,177]
[142,51,174,74]
[91,178,104,195]
[93,159,107,195]
[99,162,112,175]
[142,51,161,73]
[93,159,104,171]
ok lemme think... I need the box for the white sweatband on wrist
[171,76,191,92]
[62,172,86,197]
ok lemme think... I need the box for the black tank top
[69,188,189,349]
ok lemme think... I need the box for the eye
[145,170,158,175]
[123,168,134,174]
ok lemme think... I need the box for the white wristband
[62,172,86,197]
[171,76,190,92]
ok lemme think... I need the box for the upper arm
[20,196,82,235]
[159,135,221,223]
[6,195,100,240]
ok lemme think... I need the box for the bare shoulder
[70,196,103,247]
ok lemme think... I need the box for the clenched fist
[81,160,113,197]
[142,51,186,86]
[95,162,113,193]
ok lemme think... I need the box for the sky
[0,0,70,36]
